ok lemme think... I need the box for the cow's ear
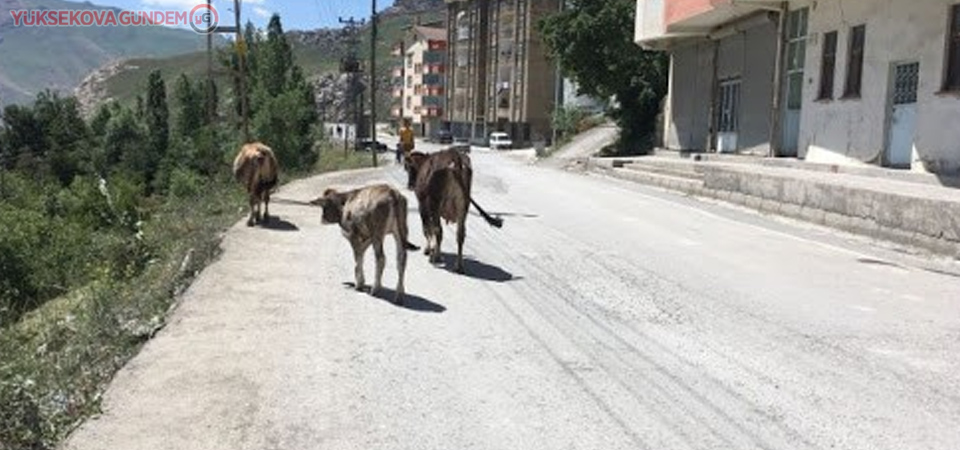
[309,197,327,207]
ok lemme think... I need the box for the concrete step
[622,160,704,180]
[607,167,704,193]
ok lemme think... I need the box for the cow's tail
[469,198,503,228]
[451,155,504,229]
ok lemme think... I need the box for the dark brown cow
[233,142,279,227]
[310,184,418,305]
[403,149,502,273]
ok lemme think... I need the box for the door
[886,62,919,168]
[781,7,808,155]
[716,78,741,153]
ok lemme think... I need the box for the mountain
[79,4,446,120]
[0,0,215,107]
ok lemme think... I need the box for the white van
[489,132,513,150]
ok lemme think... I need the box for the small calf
[311,184,418,305]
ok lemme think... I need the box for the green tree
[257,14,294,99]
[173,74,203,140]
[539,0,668,155]
[102,106,147,177]
[33,91,90,186]
[144,70,170,192]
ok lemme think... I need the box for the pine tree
[143,70,169,192]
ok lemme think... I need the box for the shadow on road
[260,216,300,232]
[471,211,539,219]
[342,282,446,313]
[440,253,520,283]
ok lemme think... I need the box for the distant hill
[0,0,217,106]
[80,5,446,120]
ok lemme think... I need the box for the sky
[88,0,393,31]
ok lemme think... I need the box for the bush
[169,168,203,200]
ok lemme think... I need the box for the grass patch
[0,145,372,450]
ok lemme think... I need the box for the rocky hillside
[384,0,444,15]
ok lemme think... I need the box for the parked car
[432,129,454,144]
[489,132,513,150]
[358,138,388,153]
[451,137,471,153]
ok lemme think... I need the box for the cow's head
[403,152,428,190]
[310,188,347,224]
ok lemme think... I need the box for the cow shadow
[342,282,446,313]
[260,216,299,232]
[439,253,519,283]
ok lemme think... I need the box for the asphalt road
[63,143,960,450]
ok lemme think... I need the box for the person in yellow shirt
[399,119,415,160]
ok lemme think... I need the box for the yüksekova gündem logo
[8,3,219,34]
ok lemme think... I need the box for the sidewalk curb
[586,159,960,259]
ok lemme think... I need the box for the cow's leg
[247,194,257,227]
[262,190,271,223]
[352,242,366,291]
[431,219,443,264]
[419,207,433,256]
[456,220,466,274]
[394,232,406,305]
[372,239,386,297]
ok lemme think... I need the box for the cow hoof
[456,266,465,275]
[246,219,255,227]
[393,296,404,306]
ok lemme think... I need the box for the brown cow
[404,149,502,274]
[233,142,279,227]
[310,184,418,305]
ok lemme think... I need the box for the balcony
[423,74,444,86]
[422,96,444,107]
[635,0,786,49]
[424,51,445,64]
[425,64,446,75]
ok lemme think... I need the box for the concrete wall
[800,0,960,174]
[663,19,776,153]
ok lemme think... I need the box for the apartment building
[636,0,960,174]
[444,0,560,146]
[392,25,448,138]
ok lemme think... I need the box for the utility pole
[206,0,247,140]
[235,0,250,142]
[205,0,217,124]
[339,16,365,156]
[369,0,378,167]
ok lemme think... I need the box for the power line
[339,16,365,155]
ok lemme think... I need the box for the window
[406,76,413,88]
[818,31,838,100]
[843,24,866,98]
[785,8,808,110]
[944,4,960,91]
[717,78,741,133]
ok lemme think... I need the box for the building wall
[663,19,776,153]
[665,41,712,151]
[522,0,559,142]
[800,0,960,173]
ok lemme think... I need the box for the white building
[635,0,960,175]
